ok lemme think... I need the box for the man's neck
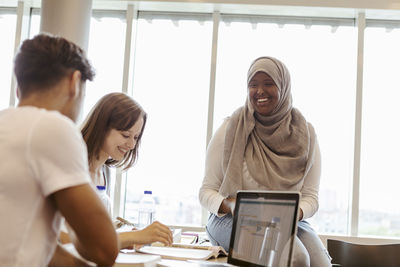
[18,96,61,111]
[17,85,74,120]
[18,87,65,110]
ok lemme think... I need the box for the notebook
[179,190,301,267]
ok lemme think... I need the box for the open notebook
[138,244,227,261]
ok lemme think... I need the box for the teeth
[258,98,268,103]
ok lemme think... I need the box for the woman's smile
[118,146,128,156]
[256,97,270,104]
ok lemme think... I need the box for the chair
[327,239,400,267]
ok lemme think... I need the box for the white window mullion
[202,11,220,226]
[206,11,220,147]
[122,4,138,96]
[113,4,137,219]
[9,1,31,107]
[350,11,365,236]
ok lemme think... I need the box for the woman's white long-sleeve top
[199,119,321,220]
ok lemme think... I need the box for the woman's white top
[199,119,321,219]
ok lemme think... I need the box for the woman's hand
[137,221,173,245]
[119,221,173,249]
[298,208,304,221]
[219,197,236,215]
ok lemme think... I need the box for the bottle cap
[97,185,106,191]
[144,190,152,194]
[271,217,280,226]
[271,217,280,223]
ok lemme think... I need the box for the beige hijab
[219,57,316,197]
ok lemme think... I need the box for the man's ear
[68,70,82,98]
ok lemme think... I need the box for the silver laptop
[190,190,300,267]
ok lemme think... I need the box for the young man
[0,34,118,266]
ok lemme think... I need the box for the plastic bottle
[96,185,111,215]
[138,190,156,228]
[259,216,281,267]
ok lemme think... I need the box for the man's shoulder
[15,107,78,135]
[33,108,74,126]
[2,106,74,127]
[35,114,81,145]
[18,107,82,146]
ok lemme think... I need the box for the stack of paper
[138,245,226,261]
[114,253,161,267]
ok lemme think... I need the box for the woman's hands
[219,197,236,215]
[298,208,304,221]
[136,221,173,245]
[119,221,173,249]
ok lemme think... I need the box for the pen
[116,216,136,228]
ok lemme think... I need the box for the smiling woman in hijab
[199,56,331,267]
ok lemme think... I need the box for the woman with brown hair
[62,92,172,249]
[81,92,147,195]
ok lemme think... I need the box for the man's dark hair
[14,33,95,97]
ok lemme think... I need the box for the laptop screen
[228,191,300,267]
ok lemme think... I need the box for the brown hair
[14,33,95,97]
[81,92,147,171]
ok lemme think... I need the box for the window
[214,16,358,234]
[83,11,126,122]
[360,24,400,237]
[30,10,126,122]
[0,9,17,109]
[124,12,213,226]
[29,10,40,38]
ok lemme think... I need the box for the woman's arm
[199,119,231,216]
[48,243,92,267]
[118,221,172,249]
[299,132,321,220]
[56,219,172,256]
[219,197,236,215]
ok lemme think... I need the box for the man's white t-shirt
[0,107,91,267]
